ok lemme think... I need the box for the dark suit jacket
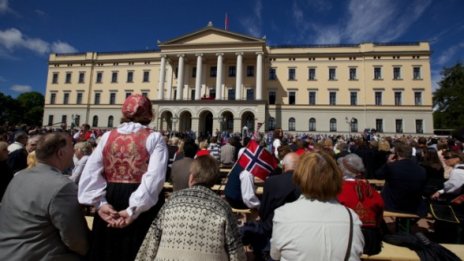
[375,159,427,216]
[259,171,301,237]
[0,163,89,260]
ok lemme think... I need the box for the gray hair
[337,153,365,179]
[74,141,93,156]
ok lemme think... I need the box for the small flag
[237,139,277,180]
[225,13,229,31]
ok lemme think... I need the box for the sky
[0,0,463,98]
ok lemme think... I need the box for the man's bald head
[282,152,300,172]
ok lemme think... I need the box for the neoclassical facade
[43,23,434,136]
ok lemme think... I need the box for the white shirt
[78,122,168,218]
[272,139,281,159]
[271,196,364,261]
[7,142,24,154]
[69,155,89,184]
[439,164,464,195]
[238,147,260,209]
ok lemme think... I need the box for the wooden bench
[362,242,464,260]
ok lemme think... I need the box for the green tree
[433,63,464,129]
[16,92,44,126]
[0,93,22,125]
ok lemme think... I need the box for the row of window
[269,90,423,106]
[269,117,424,134]
[52,71,151,84]
[49,91,148,105]
[52,65,423,85]
[47,115,115,128]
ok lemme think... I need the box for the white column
[167,66,173,99]
[235,52,243,100]
[158,55,166,100]
[176,54,185,100]
[195,54,202,100]
[216,53,224,100]
[256,52,263,100]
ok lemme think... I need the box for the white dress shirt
[69,155,89,184]
[237,147,260,209]
[78,122,168,219]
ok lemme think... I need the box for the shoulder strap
[344,207,353,261]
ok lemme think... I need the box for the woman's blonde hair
[27,151,38,169]
[293,151,342,201]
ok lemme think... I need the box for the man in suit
[171,138,198,191]
[241,152,301,260]
[0,132,89,260]
[375,140,427,216]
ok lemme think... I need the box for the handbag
[429,201,460,224]
[344,207,353,261]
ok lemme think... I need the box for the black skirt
[90,182,164,261]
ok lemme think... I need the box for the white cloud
[436,42,464,66]
[0,28,78,56]
[240,0,263,37]
[52,41,78,53]
[10,84,32,93]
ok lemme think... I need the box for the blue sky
[0,0,463,98]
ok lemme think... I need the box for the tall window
[61,115,67,124]
[393,67,401,80]
[110,93,116,104]
[330,118,337,132]
[395,119,403,133]
[309,91,316,105]
[52,73,58,84]
[414,92,422,105]
[92,115,98,127]
[375,92,382,106]
[48,115,53,126]
[350,92,357,106]
[111,72,118,83]
[143,71,150,82]
[288,68,296,80]
[127,71,134,82]
[413,67,421,80]
[191,67,197,78]
[210,66,217,77]
[63,93,69,104]
[209,89,216,99]
[309,118,316,131]
[76,92,83,104]
[190,89,195,100]
[329,91,336,105]
[349,68,357,80]
[268,117,276,130]
[142,92,148,97]
[394,91,402,106]
[246,89,254,101]
[288,118,296,131]
[269,91,276,105]
[125,92,131,98]
[374,67,382,80]
[228,89,235,100]
[78,72,85,83]
[229,66,236,77]
[108,116,114,128]
[416,119,423,134]
[50,93,56,104]
[246,65,254,77]
[96,72,103,83]
[351,118,358,132]
[329,68,336,80]
[94,92,101,105]
[289,91,296,105]
[65,72,72,83]
[308,68,316,80]
[376,119,383,133]
[269,68,276,80]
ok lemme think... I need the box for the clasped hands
[98,204,135,228]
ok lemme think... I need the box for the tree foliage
[433,63,464,129]
[0,92,44,127]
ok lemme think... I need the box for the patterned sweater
[135,185,246,261]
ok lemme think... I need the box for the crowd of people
[0,94,464,260]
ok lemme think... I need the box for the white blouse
[78,122,168,219]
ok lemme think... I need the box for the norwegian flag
[236,139,278,180]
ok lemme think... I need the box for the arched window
[330,118,337,132]
[289,117,296,131]
[108,116,114,128]
[268,117,276,130]
[309,118,316,131]
[92,115,98,127]
[351,118,358,133]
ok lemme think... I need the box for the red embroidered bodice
[102,128,151,183]
[338,180,384,228]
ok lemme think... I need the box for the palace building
[43,22,433,136]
